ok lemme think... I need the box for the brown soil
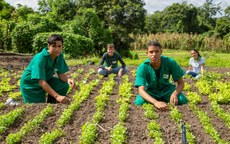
[0,55,230,144]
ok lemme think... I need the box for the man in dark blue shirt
[98,44,128,77]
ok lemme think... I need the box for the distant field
[68,49,230,68]
[122,49,230,68]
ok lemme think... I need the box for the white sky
[4,0,230,16]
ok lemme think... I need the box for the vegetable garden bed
[0,56,230,144]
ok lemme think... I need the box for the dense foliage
[0,0,229,57]
[33,32,94,58]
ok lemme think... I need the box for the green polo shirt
[99,52,126,69]
[20,47,69,103]
[135,56,187,105]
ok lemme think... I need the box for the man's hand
[56,95,69,104]
[118,68,123,77]
[106,65,112,71]
[68,79,76,88]
[170,93,178,106]
[153,101,168,111]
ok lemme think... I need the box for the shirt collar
[41,47,50,56]
[144,58,151,64]
[192,56,201,61]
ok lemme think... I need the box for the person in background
[186,49,205,79]
[134,40,188,111]
[20,34,75,104]
[98,43,128,77]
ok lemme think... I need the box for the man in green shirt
[98,43,128,77]
[20,34,75,104]
[134,40,188,110]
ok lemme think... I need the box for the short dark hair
[107,43,115,49]
[48,34,63,45]
[147,40,161,50]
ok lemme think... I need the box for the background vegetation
[0,0,229,58]
[66,49,230,68]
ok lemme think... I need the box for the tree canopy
[0,0,229,56]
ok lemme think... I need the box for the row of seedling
[110,75,132,144]
[0,107,24,134]
[185,78,230,120]
[0,77,16,96]
[209,81,230,104]
[39,73,99,143]
[210,101,230,129]
[170,106,195,144]
[187,91,229,144]
[111,75,132,144]
[142,103,164,144]
[193,78,230,128]
[195,72,222,95]
[78,74,115,144]
[6,105,53,144]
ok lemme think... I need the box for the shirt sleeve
[99,53,106,66]
[189,58,192,66]
[57,54,69,74]
[117,53,126,69]
[135,64,147,88]
[31,57,46,80]
[201,57,205,64]
[170,58,185,82]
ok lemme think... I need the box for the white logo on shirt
[194,63,199,67]
[163,74,169,79]
[53,69,58,77]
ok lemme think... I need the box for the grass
[66,49,230,68]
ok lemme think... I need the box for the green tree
[38,0,77,22]
[77,0,146,57]
[63,8,112,54]
[144,11,162,34]
[0,20,15,51]
[197,0,222,32]
[160,2,199,33]
[0,0,14,20]
[11,4,34,21]
[215,17,230,38]
[224,6,230,17]
[33,32,94,58]
[11,22,35,53]
[37,0,52,14]
[11,14,61,53]
[0,21,4,50]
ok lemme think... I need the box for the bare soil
[0,55,230,144]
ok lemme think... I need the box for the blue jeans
[186,70,198,77]
[98,66,128,76]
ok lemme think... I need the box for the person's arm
[188,65,193,71]
[38,80,69,104]
[188,58,193,71]
[138,86,168,111]
[99,54,112,71]
[118,54,126,77]
[201,64,205,76]
[99,54,106,67]
[118,68,123,77]
[118,55,126,69]
[58,73,76,88]
[170,78,184,105]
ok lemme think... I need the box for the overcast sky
[4,0,230,16]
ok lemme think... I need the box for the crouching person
[134,40,188,111]
[20,34,75,104]
[98,43,128,77]
[186,49,205,80]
